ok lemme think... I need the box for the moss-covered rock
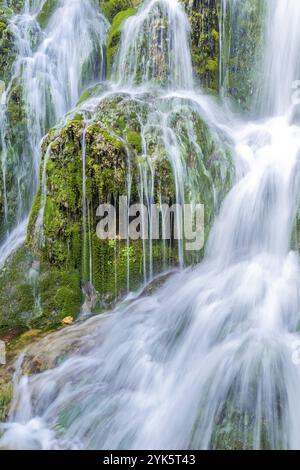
[0,2,31,243]
[0,6,16,84]
[27,92,233,306]
[0,375,13,422]
[292,210,300,254]
[220,0,266,111]
[181,0,220,92]
[76,83,107,106]
[0,78,30,242]
[36,0,59,29]
[180,0,266,108]
[0,2,24,82]
[107,7,137,76]
[0,246,36,334]
[100,0,135,22]
[0,0,236,342]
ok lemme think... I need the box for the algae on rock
[0,2,21,84]
[28,92,234,306]
[0,0,237,342]
[107,7,137,76]
[36,0,59,29]
[182,0,220,92]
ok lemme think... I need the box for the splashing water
[2,0,300,451]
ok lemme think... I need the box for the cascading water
[219,0,265,111]
[256,0,300,116]
[113,0,193,89]
[0,0,108,265]
[2,0,300,451]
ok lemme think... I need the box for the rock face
[0,0,283,437]
[0,90,234,338]
[0,0,267,338]
[0,1,23,84]
[0,1,31,241]
[0,0,267,340]
[182,0,220,92]
[292,213,300,254]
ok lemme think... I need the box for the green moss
[57,403,82,432]
[54,286,80,319]
[0,246,35,334]
[7,329,43,354]
[27,94,233,308]
[181,0,220,91]
[107,7,137,76]
[180,0,264,104]
[27,189,41,241]
[100,129,123,149]
[116,116,126,131]
[207,58,218,72]
[0,7,16,83]
[36,0,59,30]
[221,0,266,111]
[0,79,29,241]
[0,382,13,422]
[291,209,300,253]
[0,21,7,33]
[92,236,176,302]
[100,0,133,21]
[0,242,81,335]
[39,267,81,325]
[77,83,106,106]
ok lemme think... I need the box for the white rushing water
[0,0,108,262]
[2,0,300,450]
[257,0,300,116]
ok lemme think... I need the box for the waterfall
[113,0,194,89]
[34,143,52,246]
[2,0,300,451]
[0,0,108,264]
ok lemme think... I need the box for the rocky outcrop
[105,0,266,109]
[182,0,220,92]
[219,0,266,110]
[25,92,233,313]
[0,1,23,84]
[0,0,243,348]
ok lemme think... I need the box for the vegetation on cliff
[0,0,265,368]
[26,93,233,313]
